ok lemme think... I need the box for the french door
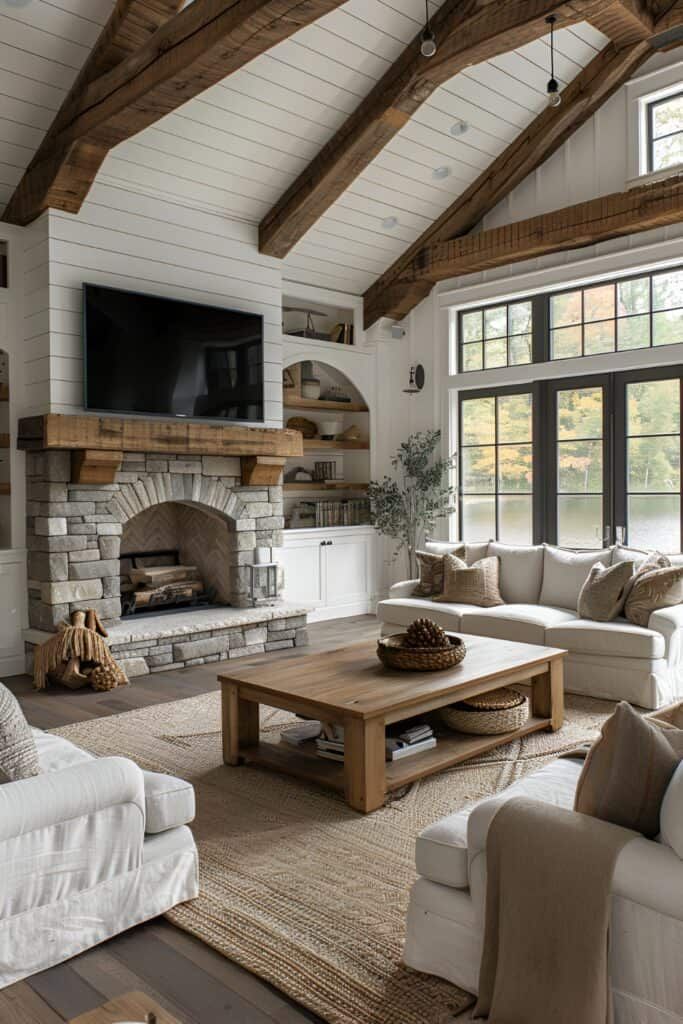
[546,375,612,549]
[458,366,683,551]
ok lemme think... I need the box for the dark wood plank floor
[3,615,380,1024]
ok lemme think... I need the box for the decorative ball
[406,618,448,649]
[90,665,126,691]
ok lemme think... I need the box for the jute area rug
[54,691,612,1024]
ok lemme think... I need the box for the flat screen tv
[84,284,264,422]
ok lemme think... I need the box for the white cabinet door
[278,538,324,608]
[323,534,369,609]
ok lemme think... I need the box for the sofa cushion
[0,685,40,783]
[661,761,683,859]
[377,598,472,631]
[575,701,678,838]
[625,565,683,628]
[436,555,503,607]
[425,540,466,558]
[488,542,544,605]
[546,618,665,660]
[416,808,469,889]
[143,770,195,834]
[33,729,93,773]
[577,560,634,622]
[540,545,613,611]
[460,605,578,645]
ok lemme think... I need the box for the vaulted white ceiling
[0,0,608,295]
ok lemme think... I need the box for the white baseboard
[307,599,376,623]
[0,652,26,679]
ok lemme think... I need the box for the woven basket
[377,634,466,672]
[441,687,528,735]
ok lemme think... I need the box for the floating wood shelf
[285,481,369,492]
[0,384,8,401]
[284,394,368,413]
[0,482,10,496]
[303,439,369,452]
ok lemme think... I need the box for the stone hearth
[24,605,310,678]
[25,448,287,631]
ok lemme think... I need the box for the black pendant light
[546,15,561,107]
[421,0,437,58]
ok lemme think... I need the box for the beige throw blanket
[474,796,635,1024]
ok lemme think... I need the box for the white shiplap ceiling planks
[0,0,609,295]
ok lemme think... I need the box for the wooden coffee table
[219,635,566,814]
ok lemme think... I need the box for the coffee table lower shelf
[240,714,552,796]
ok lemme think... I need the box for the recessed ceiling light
[450,120,469,137]
[382,216,399,230]
[433,166,451,180]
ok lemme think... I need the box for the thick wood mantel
[18,414,302,485]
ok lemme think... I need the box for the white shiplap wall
[40,183,284,426]
[23,213,50,416]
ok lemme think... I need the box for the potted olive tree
[368,430,455,579]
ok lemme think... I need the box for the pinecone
[406,618,448,649]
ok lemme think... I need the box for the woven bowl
[377,634,466,672]
[441,687,528,735]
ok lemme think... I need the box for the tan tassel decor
[33,609,129,692]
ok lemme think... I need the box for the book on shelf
[313,720,436,763]
[280,720,324,748]
[387,736,437,761]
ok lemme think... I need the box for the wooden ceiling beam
[392,174,683,285]
[2,0,347,226]
[587,1,654,44]
[363,37,651,327]
[258,0,605,260]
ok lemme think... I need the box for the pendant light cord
[549,15,556,82]
[425,0,430,32]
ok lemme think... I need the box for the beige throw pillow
[577,560,634,622]
[435,554,504,607]
[413,545,465,597]
[624,564,683,628]
[575,701,679,838]
[0,683,40,783]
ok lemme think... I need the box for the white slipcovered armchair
[0,728,198,988]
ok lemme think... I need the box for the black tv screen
[84,284,264,422]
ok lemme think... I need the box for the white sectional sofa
[378,541,683,709]
[0,727,198,988]
[403,752,683,1024]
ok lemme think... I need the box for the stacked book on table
[280,719,436,763]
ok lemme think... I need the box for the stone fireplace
[21,416,309,677]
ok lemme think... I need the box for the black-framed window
[648,91,683,174]
[458,367,683,551]
[460,299,533,371]
[458,265,683,372]
[550,268,683,359]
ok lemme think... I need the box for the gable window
[647,91,683,174]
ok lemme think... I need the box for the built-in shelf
[303,439,369,452]
[285,482,369,492]
[0,384,8,402]
[0,483,10,496]
[284,394,368,413]
[0,434,9,450]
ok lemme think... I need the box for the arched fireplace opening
[121,501,233,617]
